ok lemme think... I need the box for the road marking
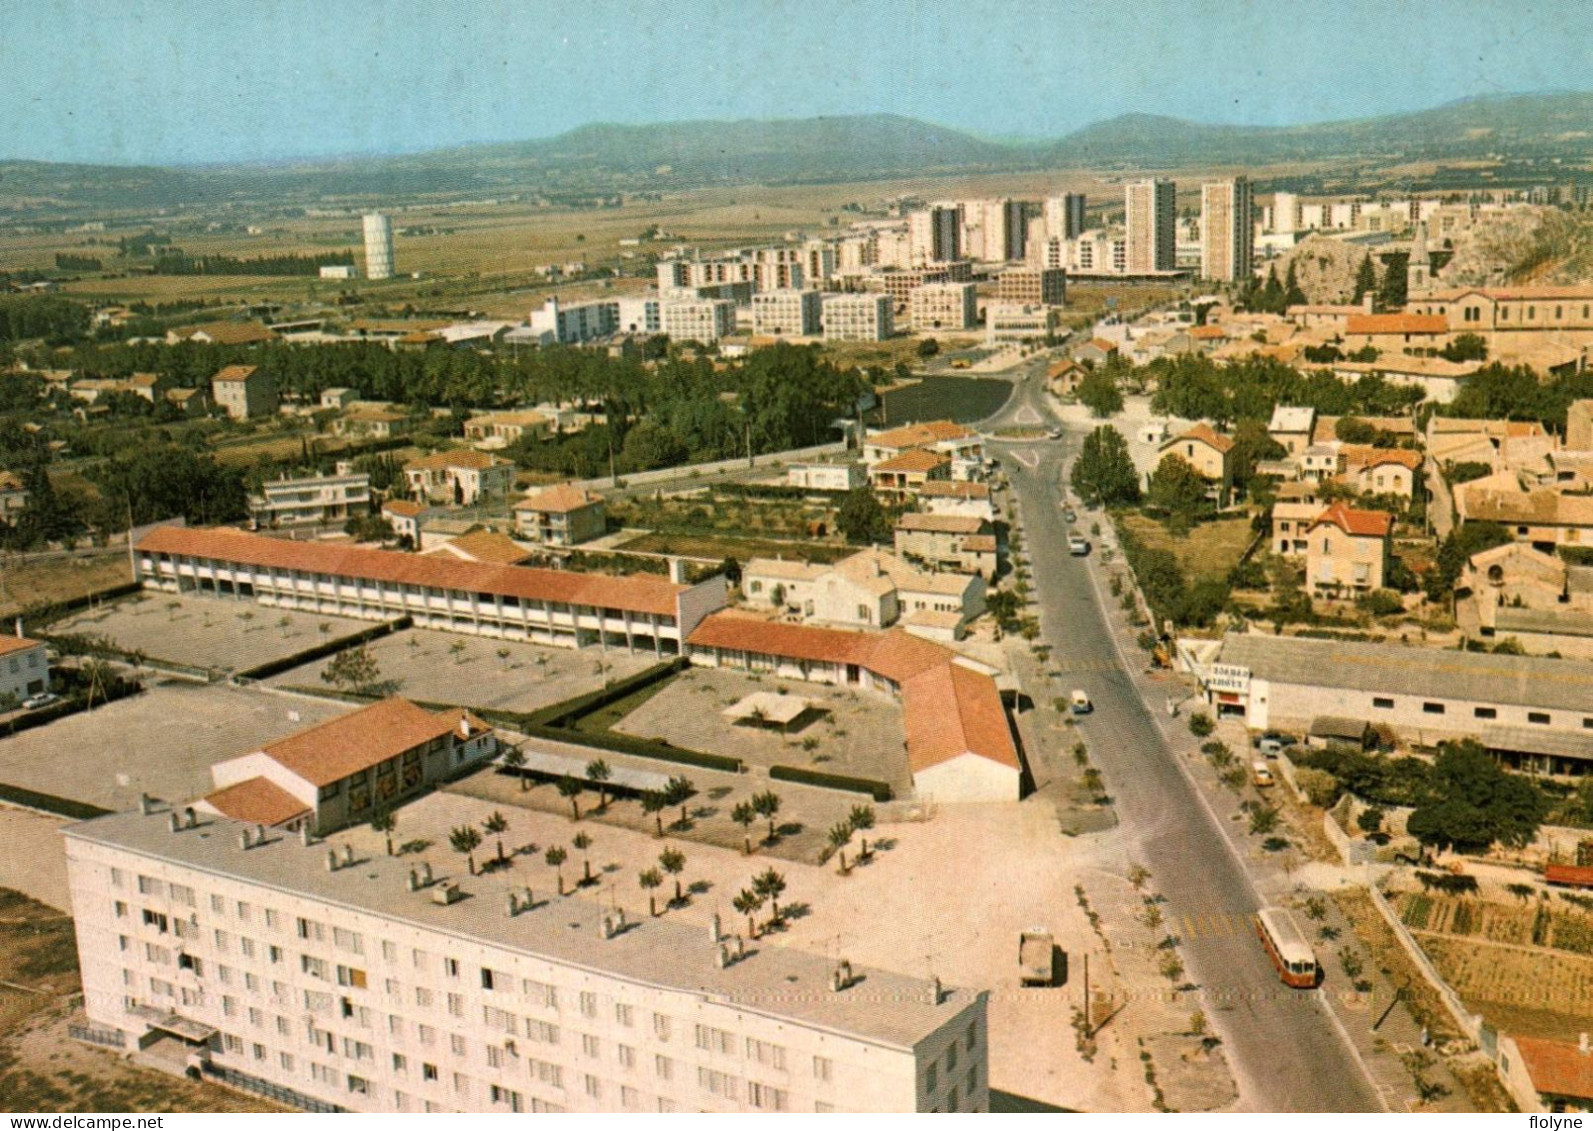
[1015,404,1042,425]
[1176,912,1252,940]
[1009,450,1038,470]
[1049,658,1118,673]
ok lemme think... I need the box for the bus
[1256,907,1319,988]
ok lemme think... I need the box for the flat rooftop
[66,806,979,1051]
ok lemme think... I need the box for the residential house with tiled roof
[1509,1033,1593,1112]
[868,449,951,500]
[379,498,436,547]
[685,613,1020,801]
[1158,423,1235,500]
[168,321,277,347]
[0,633,50,705]
[1342,312,1450,353]
[403,449,515,505]
[742,547,986,633]
[513,484,606,546]
[134,526,726,655]
[464,410,551,449]
[894,513,998,576]
[1339,445,1424,499]
[423,530,533,566]
[199,698,496,834]
[863,420,983,476]
[1305,503,1393,595]
[209,364,278,420]
[1267,405,1317,456]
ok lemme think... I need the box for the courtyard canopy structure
[687,613,1022,801]
[134,526,725,655]
[722,691,815,731]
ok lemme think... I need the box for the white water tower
[363,212,394,280]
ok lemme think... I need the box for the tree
[483,810,508,864]
[321,645,381,695]
[751,790,782,843]
[545,846,568,895]
[916,337,940,359]
[731,800,757,854]
[1357,807,1385,835]
[1146,454,1209,535]
[1282,260,1307,309]
[556,774,584,821]
[659,847,686,903]
[848,804,876,858]
[1441,333,1488,362]
[828,822,853,871]
[1427,521,1512,603]
[370,808,396,856]
[639,868,664,916]
[496,646,512,672]
[1351,255,1377,305]
[502,746,528,790]
[663,775,696,828]
[732,888,765,938]
[449,825,482,876]
[640,789,668,836]
[720,556,742,587]
[1258,265,1285,314]
[1408,739,1547,853]
[1248,804,1280,836]
[1072,425,1140,507]
[1377,252,1409,310]
[572,832,594,885]
[1334,416,1377,444]
[752,868,787,922]
[585,759,611,811]
[449,640,467,665]
[1076,367,1123,418]
[836,487,890,545]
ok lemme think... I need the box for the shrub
[1294,767,1342,808]
[1188,712,1214,738]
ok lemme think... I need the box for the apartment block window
[581,1033,600,1058]
[615,1002,634,1027]
[446,992,464,1018]
[748,1082,788,1111]
[264,909,280,931]
[926,1064,938,1093]
[966,1021,978,1051]
[1422,702,1445,715]
[1474,707,1498,720]
[652,1013,670,1041]
[111,868,126,888]
[617,1044,635,1069]
[1583,717,1593,729]
[1529,712,1551,725]
[654,1054,673,1081]
[211,895,228,914]
[382,940,398,963]
[450,1033,467,1057]
[579,991,597,1018]
[813,1055,833,1082]
[415,987,433,1009]
[746,1038,786,1070]
[444,957,460,978]
[583,1075,600,1100]
[423,1063,439,1082]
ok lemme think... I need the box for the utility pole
[1082,953,1090,1036]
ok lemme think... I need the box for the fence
[201,1063,347,1113]
[568,441,847,494]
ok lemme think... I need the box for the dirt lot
[0,681,350,812]
[0,887,277,1112]
[1118,514,1256,581]
[51,592,378,673]
[0,551,133,620]
[268,626,659,714]
[611,666,913,796]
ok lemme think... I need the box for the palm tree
[752,868,787,922]
[496,646,512,672]
[483,811,509,864]
[545,846,568,895]
[502,746,528,790]
[370,808,396,856]
[827,822,853,873]
[639,868,664,917]
[573,832,594,885]
[449,825,482,876]
[449,640,467,665]
[639,790,668,837]
[752,790,782,844]
[556,774,584,821]
[585,759,611,811]
[659,848,686,904]
[732,888,764,939]
[731,801,757,855]
[278,615,292,639]
[663,775,695,829]
[848,804,876,859]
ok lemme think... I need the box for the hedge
[526,659,686,728]
[770,765,893,801]
[0,677,144,740]
[20,580,143,631]
[233,615,412,681]
[523,726,741,774]
[0,781,110,821]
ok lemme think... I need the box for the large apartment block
[660,298,737,343]
[1200,177,1254,282]
[1124,179,1176,273]
[750,289,823,337]
[822,294,894,342]
[133,526,726,655]
[993,267,1066,307]
[65,807,989,1113]
[907,282,978,331]
[249,469,371,530]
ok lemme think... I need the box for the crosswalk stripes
[1049,658,1119,673]
[1174,912,1254,940]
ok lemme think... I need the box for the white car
[1068,536,1090,556]
[21,692,59,710]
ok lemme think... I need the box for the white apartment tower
[908,206,962,265]
[1043,193,1087,240]
[660,298,736,343]
[64,806,990,1114]
[822,294,894,341]
[751,289,823,337]
[1124,179,1176,273]
[1200,177,1254,282]
[908,282,979,331]
[363,213,395,281]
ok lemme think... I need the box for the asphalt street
[984,363,1384,1113]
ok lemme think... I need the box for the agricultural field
[1398,890,1593,956]
[1117,513,1256,581]
[609,487,859,564]
[0,550,133,620]
[616,530,855,565]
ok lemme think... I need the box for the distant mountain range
[4,92,1592,216]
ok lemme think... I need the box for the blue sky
[3,0,1589,166]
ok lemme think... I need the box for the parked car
[1251,761,1276,788]
[1047,427,1062,440]
[1064,508,1077,522]
[1070,690,1092,715]
[1254,732,1297,756]
[21,692,60,710]
[1068,536,1090,556]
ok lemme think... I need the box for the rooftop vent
[600,909,627,939]
[432,882,463,906]
[831,959,855,992]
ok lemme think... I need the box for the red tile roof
[902,662,1021,773]
[203,776,309,827]
[382,499,427,517]
[260,698,489,788]
[1163,422,1235,455]
[136,526,685,616]
[211,364,259,384]
[895,513,989,534]
[0,635,43,659]
[1190,324,1228,340]
[917,481,991,500]
[868,420,976,450]
[872,449,949,475]
[515,484,604,514]
[405,449,509,472]
[177,322,277,346]
[424,530,532,565]
[1309,502,1393,538]
[1515,1035,1593,1101]
[1546,863,1593,888]
[1345,313,1449,336]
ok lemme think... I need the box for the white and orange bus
[1256,907,1319,988]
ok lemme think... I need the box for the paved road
[983,367,1384,1113]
